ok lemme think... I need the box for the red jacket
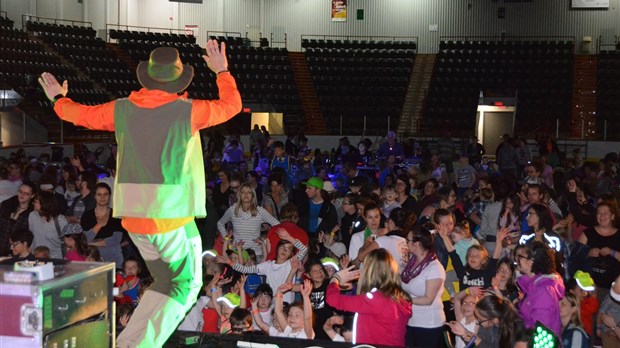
[265,221,309,260]
[326,282,411,347]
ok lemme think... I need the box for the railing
[440,35,575,43]
[106,23,192,42]
[269,33,287,48]
[22,14,92,29]
[207,30,242,39]
[301,34,418,44]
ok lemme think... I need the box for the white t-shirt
[401,259,446,328]
[455,316,477,348]
[349,230,368,261]
[269,325,310,339]
[256,260,296,304]
[375,235,408,273]
[252,308,273,331]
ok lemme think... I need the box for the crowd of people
[1,131,620,348]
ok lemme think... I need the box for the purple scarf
[401,251,437,283]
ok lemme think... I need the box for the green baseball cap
[303,176,324,190]
[217,293,241,308]
[574,270,595,291]
[321,257,340,271]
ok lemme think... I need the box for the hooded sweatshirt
[517,272,565,337]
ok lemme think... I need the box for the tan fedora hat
[136,47,194,93]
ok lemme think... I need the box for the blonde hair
[357,249,412,304]
[234,183,258,217]
[563,293,583,327]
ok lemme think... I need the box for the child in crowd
[439,219,509,290]
[447,289,479,348]
[213,292,242,334]
[451,221,480,264]
[270,141,293,180]
[86,245,103,262]
[61,223,89,261]
[229,308,253,334]
[301,259,338,340]
[491,258,519,303]
[323,315,354,342]
[33,246,50,258]
[321,257,340,278]
[252,280,314,339]
[380,184,401,219]
[566,270,599,338]
[455,153,477,199]
[251,284,274,332]
[63,180,80,206]
[218,228,307,304]
[115,257,141,305]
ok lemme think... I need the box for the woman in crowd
[469,294,524,347]
[355,207,410,272]
[516,241,565,337]
[0,182,35,256]
[262,172,288,220]
[395,174,417,212]
[213,170,233,216]
[81,183,125,268]
[326,248,412,347]
[560,292,590,348]
[577,201,620,301]
[28,191,67,259]
[414,178,439,219]
[519,203,567,277]
[217,183,280,260]
[400,224,446,347]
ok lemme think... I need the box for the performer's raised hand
[203,39,228,74]
[38,72,68,101]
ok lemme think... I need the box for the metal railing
[22,15,92,29]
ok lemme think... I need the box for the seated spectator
[6,228,34,260]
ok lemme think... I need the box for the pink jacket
[326,282,411,347]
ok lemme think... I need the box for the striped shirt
[233,240,307,304]
[217,204,280,257]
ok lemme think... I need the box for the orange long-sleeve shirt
[53,72,242,233]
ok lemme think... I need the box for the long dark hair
[65,233,89,258]
[34,191,60,222]
[528,203,554,232]
[475,295,523,347]
[497,193,520,229]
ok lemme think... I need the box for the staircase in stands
[398,54,435,137]
[570,55,597,139]
[288,51,326,134]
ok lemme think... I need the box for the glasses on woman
[10,241,21,248]
[515,253,530,261]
